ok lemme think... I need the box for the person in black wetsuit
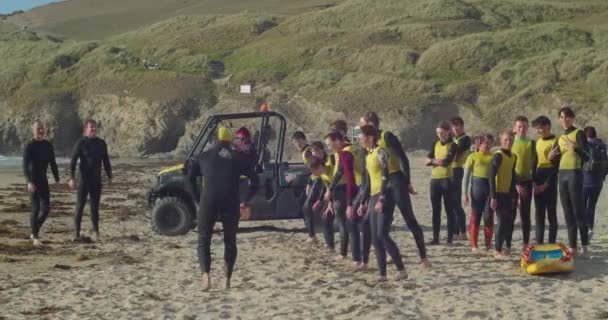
[325,131,364,266]
[307,153,337,252]
[489,130,517,259]
[356,125,407,282]
[552,107,590,256]
[531,116,559,244]
[510,115,536,251]
[22,121,60,246]
[462,134,495,252]
[359,112,431,268]
[188,127,259,290]
[582,126,607,240]
[293,132,318,243]
[426,121,458,245]
[69,119,112,242]
[450,116,472,241]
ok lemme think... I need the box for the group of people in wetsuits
[294,106,605,280]
[21,106,605,289]
[22,119,112,246]
[455,107,605,259]
[294,112,430,282]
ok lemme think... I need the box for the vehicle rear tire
[150,197,193,236]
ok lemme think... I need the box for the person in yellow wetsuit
[462,134,494,252]
[356,125,407,282]
[531,116,559,244]
[450,116,472,241]
[426,121,458,245]
[324,131,364,266]
[307,148,337,252]
[511,116,536,251]
[489,130,517,259]
[551,106,590,256]
[292,131,317,242]
[359,111,430,267]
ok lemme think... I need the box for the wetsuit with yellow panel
[300,144,317,238]
[427,138,457,244]
[489,149,517,253]
[452,134,472,237]
[378,130,427,259]
[532,135,559,244]
[358,145,406,277]
[306,156,337,250]
[462,151,494,249]
[328,144,363,261]
[554,127,589,249]
[511,136,536,246]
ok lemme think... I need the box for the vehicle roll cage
[186,111,288,167]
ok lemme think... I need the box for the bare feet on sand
[357,263,368,271]
[223,264,232,289]
[572,248,579,257]
[493,251,509,260]
[395,270,408,281]
[305,236,317,243]
[201,273,210,291]
[420,258,431,268]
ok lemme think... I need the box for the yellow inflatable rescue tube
[520,243,574,275]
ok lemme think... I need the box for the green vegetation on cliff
[2,0,608,155]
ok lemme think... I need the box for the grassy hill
[6,0,345,40]
[2,0,608,155]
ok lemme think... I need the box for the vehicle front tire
[150,197,194,236]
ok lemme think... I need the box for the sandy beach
[1,156,607,319]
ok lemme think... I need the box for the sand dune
[1,157,607,319]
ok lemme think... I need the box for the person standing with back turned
[23,121,60,246]
[188,127,259,290]
[582,126,606,241]
[551,107,590,256]
[69,119,112,242]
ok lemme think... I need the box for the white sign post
[239,84,252,112]
[240,84,252,94]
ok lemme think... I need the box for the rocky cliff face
[0,84,218,157]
